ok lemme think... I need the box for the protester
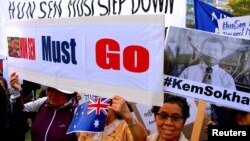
[0,77,10,141]
[228,109,250,125]
[147,93,190,141]
[9,72,79,141]
[78,95,147,141]
[205,108,250,134]
[0,76,28,141]
[0,76,8,93]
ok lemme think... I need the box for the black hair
[151,93,190,123]
[0,76,8,91]
[228,108,249,125]
[68,92,77,100]
[0,82,5,95]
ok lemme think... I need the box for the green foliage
[186,23,195,28]
[228,0,250,16]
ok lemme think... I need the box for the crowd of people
[0,69,250,141]
[0,71,186,141]
[1,72,149,141]
[2,71,194,141]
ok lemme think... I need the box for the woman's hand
[10,72,21,90]
[108,95,133,121]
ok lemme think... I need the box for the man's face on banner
[201,40,224,66]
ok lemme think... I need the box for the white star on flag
[93,119,100,128]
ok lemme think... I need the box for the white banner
[218,16,250,39]
[0,0,186,132]
[164,75,250,112]
[0,0,186,56]
[6,15,164,106]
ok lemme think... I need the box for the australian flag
[194,0,233,32]
[67,97,111,134]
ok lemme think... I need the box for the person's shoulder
[35,97,47,104]
[147,132,159,141]
[179,132,189,141]
[23,97,47,112]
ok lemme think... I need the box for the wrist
[125,116,137,127]
[9,87,21,99]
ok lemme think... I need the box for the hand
[76,92,82,101]
[9,72,21,101]
[10,72,21,90]
[107,95,133,121]
[204,120,216,133]
[108,96,147,141]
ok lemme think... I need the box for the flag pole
[190,100,207,141]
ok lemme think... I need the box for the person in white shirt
[147,93,190,141]
[179,37,236,125]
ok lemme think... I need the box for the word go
[96,38,149,73]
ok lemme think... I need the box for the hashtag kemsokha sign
[164,26,250,112]
[5,15,165,106]
[164,75,250,112]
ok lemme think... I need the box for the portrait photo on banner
[164,26,250,110]
[163,26,250,140]
[164,27,250,111]
[164,26,250,93]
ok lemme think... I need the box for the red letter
[96,38,120,70]
[123,45,149,73]
[28,38,36,60]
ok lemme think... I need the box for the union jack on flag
[87,97,110,115]
[67,96,111,134]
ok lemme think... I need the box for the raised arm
[108,95,147,141]
[9,72,46,112]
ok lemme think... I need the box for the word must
[42,36,77,65]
